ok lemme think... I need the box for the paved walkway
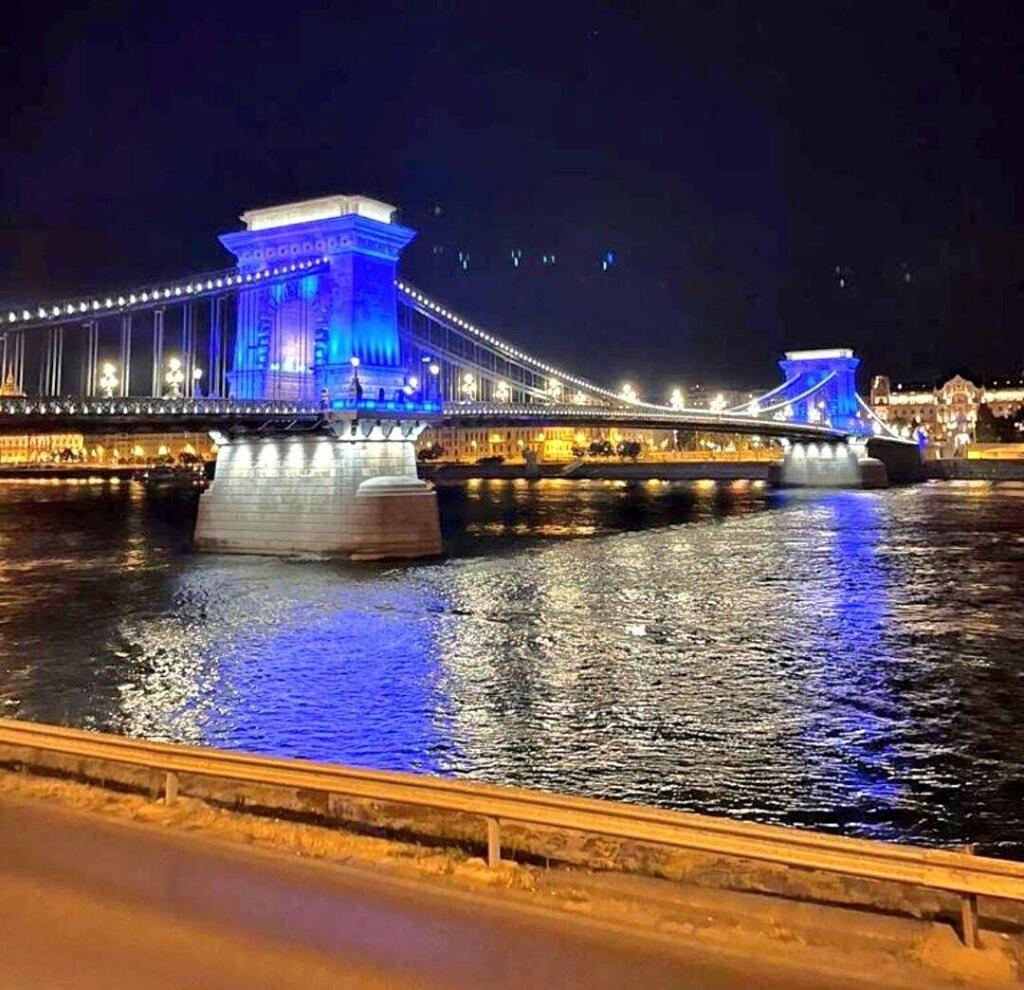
[0,796,911,989]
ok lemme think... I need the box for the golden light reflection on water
[450,477,753,542]
[467,522,598,537]
[0,476,122,486]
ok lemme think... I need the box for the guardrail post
[959,843,979,948]
[486,816,501,869]
[164,771,179,806]
[960,894,979,948]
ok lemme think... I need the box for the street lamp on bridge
[419,355,441,402]
[165,357,185,398]
[99,362,119,399]
[164,357,203,398]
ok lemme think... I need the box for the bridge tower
[195,194,441,560]
[778,348,864,434]
[772,348,910,488]
[219,194,416,402]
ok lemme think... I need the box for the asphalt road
[0,796,906,989]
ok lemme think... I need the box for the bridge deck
[0,397,848,441]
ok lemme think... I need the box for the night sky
[2,1,1022,395]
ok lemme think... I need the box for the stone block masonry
[195,434,442,560]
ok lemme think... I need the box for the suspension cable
[726,373,802,412]
[754,372,837,416]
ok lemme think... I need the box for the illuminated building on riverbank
[0,432,214,465]
[421,425,653,462]
[418,424,776,464]
[870,374,1024,442]
[0,433,85,463]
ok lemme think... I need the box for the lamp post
[349,355,362,401]
[165,357,184,398]
[192,365,203,398]
[428,359,441,403]
[99,362,119,399]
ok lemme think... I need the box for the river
[1,477,1022,855]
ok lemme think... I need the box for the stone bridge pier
[194,419,442,559]
[772,440,889,488]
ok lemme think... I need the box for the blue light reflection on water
[111,563,463,775]
[792,492,909,842]
[203,587,461,774]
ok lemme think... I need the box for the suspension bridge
[0,193,914,558]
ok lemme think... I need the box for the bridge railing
[0,396,321,418]
[0,716,1017,947]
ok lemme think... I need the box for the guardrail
[1,717,1021,948]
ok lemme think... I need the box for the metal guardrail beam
[0,718,1019,946]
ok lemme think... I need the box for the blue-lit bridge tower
[767,349,900,487]
[777,348,864,434]
[195,195,442,560]
[218,195,416,402]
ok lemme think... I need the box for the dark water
[2,476,1024,856]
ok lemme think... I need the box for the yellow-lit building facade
[870,374,1024,443]
[0,432,215,465]
[0,433,85,464]
[422,425,671,463]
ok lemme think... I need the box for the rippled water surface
[2,477,1023,855]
